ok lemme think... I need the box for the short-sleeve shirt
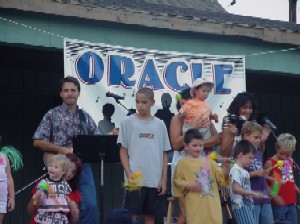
[117,114,171,188]
[267,158,297,205]
[229,163,254,210]
[33,104,100,147]
[179,99,211,127]
[34,178,71,224]
[246,151,270,204]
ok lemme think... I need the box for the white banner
[64,38,246,132]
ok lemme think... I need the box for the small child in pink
[33,154,72,224]
[179,77,216,139]
[0,151,15,224]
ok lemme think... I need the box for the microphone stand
[270,129,278,140]
[113,98,135,116]
[292,159,300,210]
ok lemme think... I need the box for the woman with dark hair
[220,92,270,157]
[227,92,257,121]
[65,153,82,191]
[218,92,271,224]
[65,153,82,224]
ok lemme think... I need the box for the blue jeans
[79,163,99,223]
[254,203,273,224]
[272,205,297,224]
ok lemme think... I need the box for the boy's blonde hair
[48,154,70,173]
[241,121,263,137]
[276,133,296,151]
[136,88,154,100]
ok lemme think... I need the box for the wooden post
[166,197,175,224]
[289,0,298,23]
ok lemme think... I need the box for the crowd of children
[116,86,300,224]
[2,81,300,224]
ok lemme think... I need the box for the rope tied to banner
[15,169,47,195]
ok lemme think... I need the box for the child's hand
[125,171,133,180]
[189,119,204,129]
[254,169,270,177]
[33,190,46,204]
[7,197,15,212]
[210,113,219,123]
[179,110,187,120]
[263,167,273,176]
[186,181,202,192]
[222,163,232,176]
[251,191,269,199]
[157,179,167,196]
[197,116,210,128]
[272,196,284,206]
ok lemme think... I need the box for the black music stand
[73,135,120,224]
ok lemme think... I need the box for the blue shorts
[232,205,256,224]
[123,187,165,217]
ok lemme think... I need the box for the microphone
[262,117,277,131]
[106,92,124,101]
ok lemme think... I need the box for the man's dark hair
[60,76,81,92]
[184,128,203,145]
[227,92,257,120]
[233,140,256,159]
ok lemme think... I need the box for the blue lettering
[76,51,104,84]
[164,62,189,91]
[190,62,203,80]
[214,64,232,94]
[109,55,135,87]
[138,59,164,89]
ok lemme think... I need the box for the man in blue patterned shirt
[33,76,100,224]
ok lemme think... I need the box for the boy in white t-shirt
[117,88,171,224]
